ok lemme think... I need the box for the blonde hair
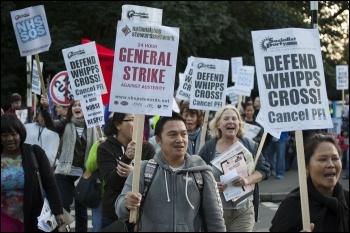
[209,105,245,139]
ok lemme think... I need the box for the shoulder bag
[74,170,102,208]
[30,145,75,232]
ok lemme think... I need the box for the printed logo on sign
[121,101,128,106]
[16,15,47,43]
[197,63,216,70]
[260,37,297,51]
[127,10,149,20]
[121,25,131,36]
[133,102,142,107]
[157,104,161,109]
[67,49,86,59]
[145,104,154,109]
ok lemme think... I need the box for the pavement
[259,169,349,202]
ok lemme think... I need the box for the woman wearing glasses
[97,112,155,230]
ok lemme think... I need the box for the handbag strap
[30,145,44,199]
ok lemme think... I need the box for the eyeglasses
[122,119,134,122]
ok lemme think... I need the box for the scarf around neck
[55,117,96,174]
[187,127,201,155]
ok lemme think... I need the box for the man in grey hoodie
[115,111,226,232]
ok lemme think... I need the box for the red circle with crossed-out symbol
[49,71,74,106]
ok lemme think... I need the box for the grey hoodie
[115,152,226,232]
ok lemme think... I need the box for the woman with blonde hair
[199,105,270,232]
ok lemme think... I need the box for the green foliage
[1,1,348,110]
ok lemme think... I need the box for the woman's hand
[232,176,248,187]
[125,140,136,159]
[40,94,49,108]
[216,182,227,192]
[117,161,134,178]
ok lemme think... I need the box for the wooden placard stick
[295,130,311,231]
[129,114,145,223]
[34,54,47,96]
[198,110,209,153]
[254,131,267,166]
[95,125,103,139]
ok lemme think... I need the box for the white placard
[233,66,255,97]
[62,41,107,100]
[336,65,348,90]
[80,95,105,128]
[231,57,243,83]
[176,56,195,101]
[121,5,162,24]
[109,21,180,116]
[243,123,262,140]
[189,57,229,111]
[226,86,239,106]
[10,5,51,56]
[252,28,333,132]
[32,61,43,95]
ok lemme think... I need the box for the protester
[24,108,60,167]
[1,114,65,232]
[42,99,98,232]
[180,101,211,155]
[242,102,264,144]
[270,132,349,232]
[5,93,24,116]
[253,96,261,119]
[198,105,270,232]
[85,138,105,232]
[116,111,226,232]
[54,103,69,119]
[97,112,155,230]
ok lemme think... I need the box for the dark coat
[97,136,155,219]
[6,143,63,231]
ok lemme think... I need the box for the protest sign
[176,56,195,101]
[233,66,255,97]
[80,95,105,128]
[336,65,348,90]
[231,57,243,83]
[32,61,43,95]
[62,41,107,100]
[226,86,239,106]
[252,28,333,132]
[109,21,179,116]
[121,5,162,24]
[49,71,74,106]
[10,5,51,57]
[189,57,229,111]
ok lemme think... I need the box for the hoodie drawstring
[185,172,194,209]
[164,171,170,202]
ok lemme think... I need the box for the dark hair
[304,132,341,166]
[65,100,77,122]
[1,114,27,144]
[154,111,186,137]
[179,101,203,128]
[243,102,254,110]
[10,93,22,103]
[103,112,127,136]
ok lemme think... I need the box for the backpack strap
[136,159,158,229]
[193,171,203,192]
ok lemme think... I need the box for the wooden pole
[295,130,310,231]
[254,131,267,166]
[129,114,145,223]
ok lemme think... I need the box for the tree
[1,1,348,110]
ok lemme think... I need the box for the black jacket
[97,136,155,219]
[1,143,63,231]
